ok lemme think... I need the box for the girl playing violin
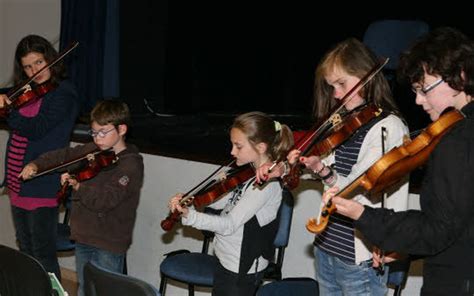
[0,34,81,281]
[328,27,474,296]
[169,112,293,296]
[20,100,143,296]
[260,38,410,295]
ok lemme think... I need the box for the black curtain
[60,0,120,114]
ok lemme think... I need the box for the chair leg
[159,273,168,296]
[188,284,195,296]
[123,256,128,275]
[393,285,402,296]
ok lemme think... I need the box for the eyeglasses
[411,78,444,96]
[88,127,116,138]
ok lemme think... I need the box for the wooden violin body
[283,104,382,189]
[306,108,465,234]
[57,150,117,203]
[160,165,255,231]
[0,81,56,117]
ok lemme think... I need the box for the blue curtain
[60,0,120,114]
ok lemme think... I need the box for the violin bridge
[402,134,411,145]
[22,84,32,93]
[330,113,342,126]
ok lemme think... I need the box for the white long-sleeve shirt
[182,177,282,273]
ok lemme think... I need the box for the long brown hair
[313,38,400,122]
[13,35,66,86]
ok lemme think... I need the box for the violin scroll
[160,196,195,231]
[306,200,337,234]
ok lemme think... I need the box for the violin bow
[178,159,236,206]
[295,57,390,155]
[28,147,103,179]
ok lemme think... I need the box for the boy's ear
[118,124,127,136]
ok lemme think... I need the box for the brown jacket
[33,142,144,253]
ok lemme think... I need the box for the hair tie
[274,120,281,132]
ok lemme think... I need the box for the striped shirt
[6,97,57,210]
[315,116,382,263]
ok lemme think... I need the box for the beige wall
[0,0,60,87]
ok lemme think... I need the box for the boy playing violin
[326,27,474,295]
[20,100,144,296]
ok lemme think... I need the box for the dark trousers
[212,261,264,296]
[11,205,61,280]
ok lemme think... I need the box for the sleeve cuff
[354,205,375,230]
[182,208,197,226]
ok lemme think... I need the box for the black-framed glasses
[411,78,444,96]
[88,127,115,138]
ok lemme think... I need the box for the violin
[283,104,382,189]
[0,81,56,117]
[57,150,117,203]
[281,58,389,189]
[306,108,465,234]
[30,148,117,204]
[161,162,255,231]
[0,41,78,117]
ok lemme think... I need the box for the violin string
[30,148,104,179]
[296,58,389,154]
[180,159,236,205]
[409,129,423,138]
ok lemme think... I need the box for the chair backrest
[363,19,429,71]
[274,188,294,248]
[263,188,294,281]
[84,261,160,296]
[0,244,53,296]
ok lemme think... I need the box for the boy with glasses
[20,100,144,296]
[325,27,474,295]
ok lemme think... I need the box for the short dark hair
[399,27,474,97]
[90,100,131,127]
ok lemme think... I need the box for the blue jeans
[315,247,389,296]
[11,206,60,280]
[75,243,125,296]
